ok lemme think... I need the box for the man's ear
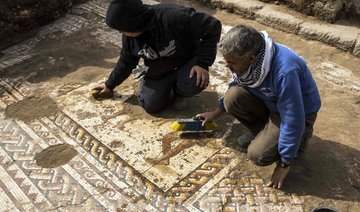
[249,54,256,63]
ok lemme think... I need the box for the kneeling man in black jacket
[94,0,222,113]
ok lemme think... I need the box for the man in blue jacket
[197,25,321,188]
[94,0,221,113]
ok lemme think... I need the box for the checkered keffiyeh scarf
[233,31,275,88]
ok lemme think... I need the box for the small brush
[171,116,218,132]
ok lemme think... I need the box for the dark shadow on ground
[125,90,233,119]
[282,136,360,202]
[124,90,221,119]
[221,122,249,150]
[124,90,237,137]
[0,28,40,50]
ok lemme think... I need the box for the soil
[34,144,78,168]
[1,28,118,84]
[258,0,360,24]
[0,0,88,49]
[5,96,58,123]
[195,0,360,24]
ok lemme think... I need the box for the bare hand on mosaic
[266,164,290,189]
[196,107,223,126]
[90,83,114,100]
[189,65,209,88]
[195,112,213,126]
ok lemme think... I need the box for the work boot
[237,131,257,150]
[173,96,188,111]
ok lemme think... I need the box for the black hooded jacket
[105,3,222,90]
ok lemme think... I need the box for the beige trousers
[224,86,317,166]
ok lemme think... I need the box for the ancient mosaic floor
[2,0,358,211]
[0,76,303,212]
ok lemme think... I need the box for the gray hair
[218,25,263,57]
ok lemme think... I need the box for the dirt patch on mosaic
[34,144,78,168]
[5,96,58,122]
[110,140,125,149]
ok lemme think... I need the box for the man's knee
[224,86,248,112]
[142,104,164,114]
[247,145,277,166]
[247,148,265,166]
[175,79,204,97]
[224,87,238,112]
[137,95,166,114]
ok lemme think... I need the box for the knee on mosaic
[137,95,166,114]
[247,149,261,165]
[246,149,274,167]
[175,83,204,97]
[141,102,166,114]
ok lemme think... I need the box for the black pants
[137,58,204,113]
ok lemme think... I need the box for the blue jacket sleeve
[276,71,305,163]
[105,35,140,90]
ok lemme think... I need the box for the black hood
[105,0,154,32]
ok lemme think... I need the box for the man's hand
[196,107,224,126]
[189,65,209,88]
[266,163,290,189]
[93,83,111,94]
[91,83,113,99]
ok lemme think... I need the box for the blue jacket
[219,43,321,162]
